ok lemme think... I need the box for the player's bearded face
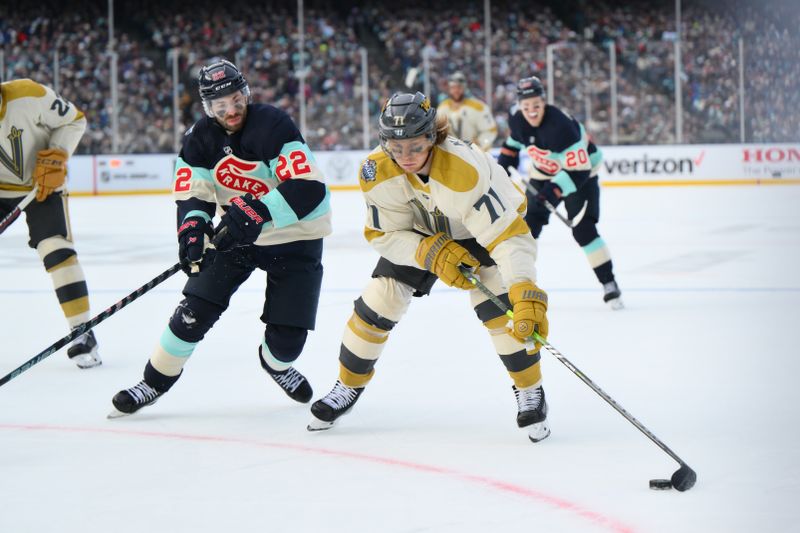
[520,97,546,127]
[210,92,248,131]
[385,137,433,172]
[449,82,465,101]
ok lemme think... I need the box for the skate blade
[307,415,335,432]
[106,408,132,419]
[606,297,624,310]
[526,421,551,443]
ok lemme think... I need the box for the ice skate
[514,384,550,443]
[264,365,313,403]
[307,380,364,431]
[67,329,102,369]
[108,380,164,418]
[259,347,313,403]
[602,280,624,310]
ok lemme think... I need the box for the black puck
[649,479,673,490]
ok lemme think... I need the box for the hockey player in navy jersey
[110,59,332,416]
[497,77,622,309]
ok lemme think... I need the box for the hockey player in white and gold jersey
[309,92,551,443]
[0,77,100,368]
[436,72,498,151]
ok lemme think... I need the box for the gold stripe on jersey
[0,183,33,191]
[364,227,385,242]
[0,80,47,120]
[484,215,531,253]
[429,147,479,192]
[74,111,85,121]
[359,150,402,193]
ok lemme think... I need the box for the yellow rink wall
[65,143,800,196]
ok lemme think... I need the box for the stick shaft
[460,266,690,467]
[0,189,37,235]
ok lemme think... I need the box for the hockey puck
[649,479,673,490]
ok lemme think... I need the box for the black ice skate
[259,350,313,403]
[67,329,102,369]
[514,384,550,443]
[307,380,365,431]
[602,280,624,310]
[108,380,164,418]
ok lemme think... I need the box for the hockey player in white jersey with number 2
[308,92,551,443]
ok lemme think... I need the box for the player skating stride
[0,76,101,368]
[497,77,622,309]
[308,92,550,443]
[109,59,331,417]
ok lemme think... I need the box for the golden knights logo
[0,126,25,180]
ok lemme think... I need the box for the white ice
[1,185,798,533]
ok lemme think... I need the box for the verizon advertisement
[65,143,800,194]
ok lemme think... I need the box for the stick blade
[671,463,697,492]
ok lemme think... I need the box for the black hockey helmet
[198,59,250,117]
[378,92,437,145]
[516,76,546,100]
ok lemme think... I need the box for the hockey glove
[415,232,480,290]
[536,181,563,209]
[33,148,68,202]
[215,194,271,251]
[507,281,549,348]
[177,216,214,276]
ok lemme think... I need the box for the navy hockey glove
[536,181,563,209]
[215,194,271,251]
[178,216,214,276]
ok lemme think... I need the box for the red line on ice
[2,423,636,533]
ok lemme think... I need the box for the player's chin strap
[507,166,587,228]
[0,187,38,236]
[459,265,698,492]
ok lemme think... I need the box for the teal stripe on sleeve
[261,190,299,228]
[551,170,577,196]
[174,156,213,183]
[505,137,525,151]
[582,237,607,254]
[183,210,212,223]
[159,326,198,358]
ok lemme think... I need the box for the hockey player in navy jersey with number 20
[109,59,332,417]
[497,77,622,309]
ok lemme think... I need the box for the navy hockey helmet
[378,92,437,146]
[198,59,250,117]
[516,76,546,101]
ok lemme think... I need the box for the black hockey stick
[0,188,37,236]
[0,228,227,388]
[508,167,587,228]
[459,266,697,492]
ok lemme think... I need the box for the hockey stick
[0,188,38,236]
[459,266,697,492]
[508,167,587,228]
[0,228,227,388]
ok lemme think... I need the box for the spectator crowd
[1,0,797,154]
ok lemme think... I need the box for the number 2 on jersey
[275,150,311,181]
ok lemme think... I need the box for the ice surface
[1,185,798,532]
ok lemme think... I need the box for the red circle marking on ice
[2,423,636,533]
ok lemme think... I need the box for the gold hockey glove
[415,232,480,290]
[507,281,549,348]
[33,148,68,202]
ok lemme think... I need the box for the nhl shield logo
[361,159,377,182]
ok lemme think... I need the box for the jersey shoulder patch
[359,148,402,192]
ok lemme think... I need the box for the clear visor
[203,89,249,118]
[381,137,433,159]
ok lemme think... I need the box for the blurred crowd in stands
[1,0,797,154]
